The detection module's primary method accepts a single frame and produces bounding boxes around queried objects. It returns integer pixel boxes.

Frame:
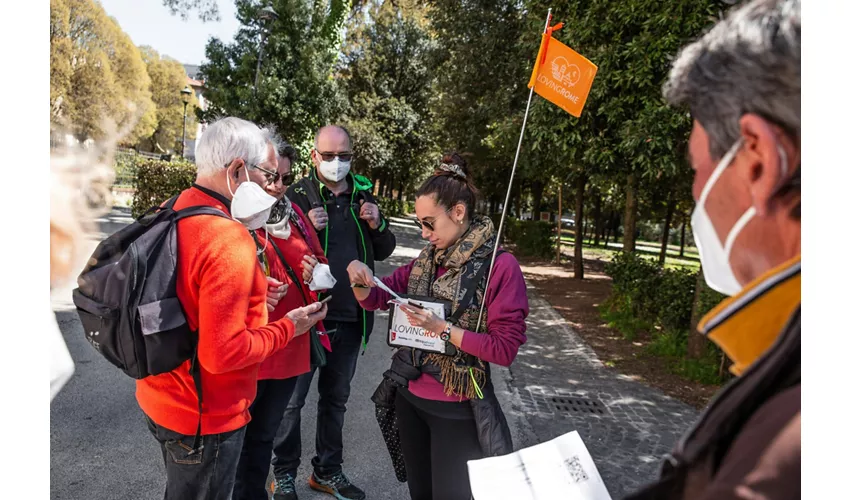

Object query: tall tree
[339,0,437,194]
[199,0,352,165]
[518,0,724,256]
[50,0,155,142]
[425,0,527,201]
[139,46,199,153]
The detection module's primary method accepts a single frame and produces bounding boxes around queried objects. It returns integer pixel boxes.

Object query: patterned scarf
[406,215,496,398]
[266,196,295,240]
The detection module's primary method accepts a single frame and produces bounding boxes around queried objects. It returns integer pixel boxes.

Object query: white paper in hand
[373,276,408,305]
[467,431,612,500]
[308,263,337,291]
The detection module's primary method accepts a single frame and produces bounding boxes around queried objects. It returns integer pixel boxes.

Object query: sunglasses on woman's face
[317,151,354,162]
[414,208,452,231]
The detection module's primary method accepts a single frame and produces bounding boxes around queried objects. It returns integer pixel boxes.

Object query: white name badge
[387,295,452,354]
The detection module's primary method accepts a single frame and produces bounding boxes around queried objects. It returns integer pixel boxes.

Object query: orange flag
[527,21,598,118]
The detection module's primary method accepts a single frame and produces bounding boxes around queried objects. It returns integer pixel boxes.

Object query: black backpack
[73,196,229,452]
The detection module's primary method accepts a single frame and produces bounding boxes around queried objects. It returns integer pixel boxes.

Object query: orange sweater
[136,186,295,435]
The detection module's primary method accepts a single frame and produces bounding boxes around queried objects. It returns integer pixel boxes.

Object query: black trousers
[233,377,300,500]
[394,388,484,500]
[272,321,362,478]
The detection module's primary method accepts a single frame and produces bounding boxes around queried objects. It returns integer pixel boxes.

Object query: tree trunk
[489,194,498,216]
[687,266,711,359]
[659,197,676,267]
[510,184,523,218]
[623,173,638,253]
[604,225,611,247]
[531,180,544,221]
[557,185,563,264]
[574,173,587,280]
[593,194,603,246]
[679,214,687,258]
[612,211,621,243]
[387,174,396,200]
[377,174,386,197]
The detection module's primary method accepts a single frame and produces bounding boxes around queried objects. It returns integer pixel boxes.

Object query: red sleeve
[194,219,295,374]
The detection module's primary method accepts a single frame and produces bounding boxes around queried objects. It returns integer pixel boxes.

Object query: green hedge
[131,159,197,218]
[603,252,728,384]
[503,218,556,258]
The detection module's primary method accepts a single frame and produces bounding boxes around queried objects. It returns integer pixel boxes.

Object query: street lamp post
[181,86,192,158]
[253,6,279,96]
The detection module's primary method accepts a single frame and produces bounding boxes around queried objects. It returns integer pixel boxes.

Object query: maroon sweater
[359,252,529,402]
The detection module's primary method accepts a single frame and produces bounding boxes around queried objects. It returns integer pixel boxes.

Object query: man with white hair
[136,117,327,500]
[626,0,800,498]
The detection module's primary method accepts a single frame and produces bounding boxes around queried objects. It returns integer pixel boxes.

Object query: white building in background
[183,64,207,161]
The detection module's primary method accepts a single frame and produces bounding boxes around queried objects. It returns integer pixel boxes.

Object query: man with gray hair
[137,117,327,500]
[626,1,800,498]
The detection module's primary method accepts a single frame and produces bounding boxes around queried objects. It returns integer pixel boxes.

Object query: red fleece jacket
[257,203,330,380]
[135,187,296,436]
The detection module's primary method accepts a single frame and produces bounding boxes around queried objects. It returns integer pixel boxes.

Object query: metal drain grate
[549,396,607,415]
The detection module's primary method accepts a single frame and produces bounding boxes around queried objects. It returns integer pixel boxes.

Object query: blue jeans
[272,321,362,478]
[233,377,300,500]
[145,415,246,500]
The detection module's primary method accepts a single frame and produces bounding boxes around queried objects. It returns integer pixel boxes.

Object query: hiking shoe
[308,470,366,500]
[272,473,298,500]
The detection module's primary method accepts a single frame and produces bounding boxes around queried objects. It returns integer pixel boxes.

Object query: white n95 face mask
[319,158,351,183]
[309,263,337,291]
[690,139,788,296]
[228,170,278,231]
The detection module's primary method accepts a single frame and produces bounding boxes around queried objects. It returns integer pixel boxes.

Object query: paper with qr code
[467,431,612,500]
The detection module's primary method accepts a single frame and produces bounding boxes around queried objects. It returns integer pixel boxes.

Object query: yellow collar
[698,256,801,376]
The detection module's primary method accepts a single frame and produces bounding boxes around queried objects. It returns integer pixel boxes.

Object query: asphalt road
[50,209,526,500]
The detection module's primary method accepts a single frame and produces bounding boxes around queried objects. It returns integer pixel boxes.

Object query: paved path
[504,282,700,498]
[51,208,698,499]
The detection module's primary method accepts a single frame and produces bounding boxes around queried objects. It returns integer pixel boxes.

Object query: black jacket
[286,170,396,344]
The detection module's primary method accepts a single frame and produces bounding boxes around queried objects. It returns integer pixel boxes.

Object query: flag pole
[476,8,552,332]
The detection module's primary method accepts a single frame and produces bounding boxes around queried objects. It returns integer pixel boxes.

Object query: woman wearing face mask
[347,153,529,500]
[233,137,333,500]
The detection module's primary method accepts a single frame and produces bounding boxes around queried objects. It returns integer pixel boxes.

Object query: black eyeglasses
[254,165,281,185]
[317,151,354,162]
[229,160,294,186]
[414,208,452,231]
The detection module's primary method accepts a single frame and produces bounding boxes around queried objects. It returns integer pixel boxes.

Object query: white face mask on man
[319,157,351,183]
[690,139,788,296]
[227,166,278,231]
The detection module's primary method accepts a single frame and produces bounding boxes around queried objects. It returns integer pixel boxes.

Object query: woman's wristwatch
[440,321,453,342]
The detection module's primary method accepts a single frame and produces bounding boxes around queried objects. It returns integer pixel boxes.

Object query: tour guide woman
[347,153,529,500]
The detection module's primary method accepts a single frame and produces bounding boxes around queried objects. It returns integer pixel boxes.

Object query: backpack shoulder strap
[300,177,325,210]
[174,206,230,221]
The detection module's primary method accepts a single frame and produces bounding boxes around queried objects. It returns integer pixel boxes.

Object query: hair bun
[438,162,467,179]
[437,152,471,181]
